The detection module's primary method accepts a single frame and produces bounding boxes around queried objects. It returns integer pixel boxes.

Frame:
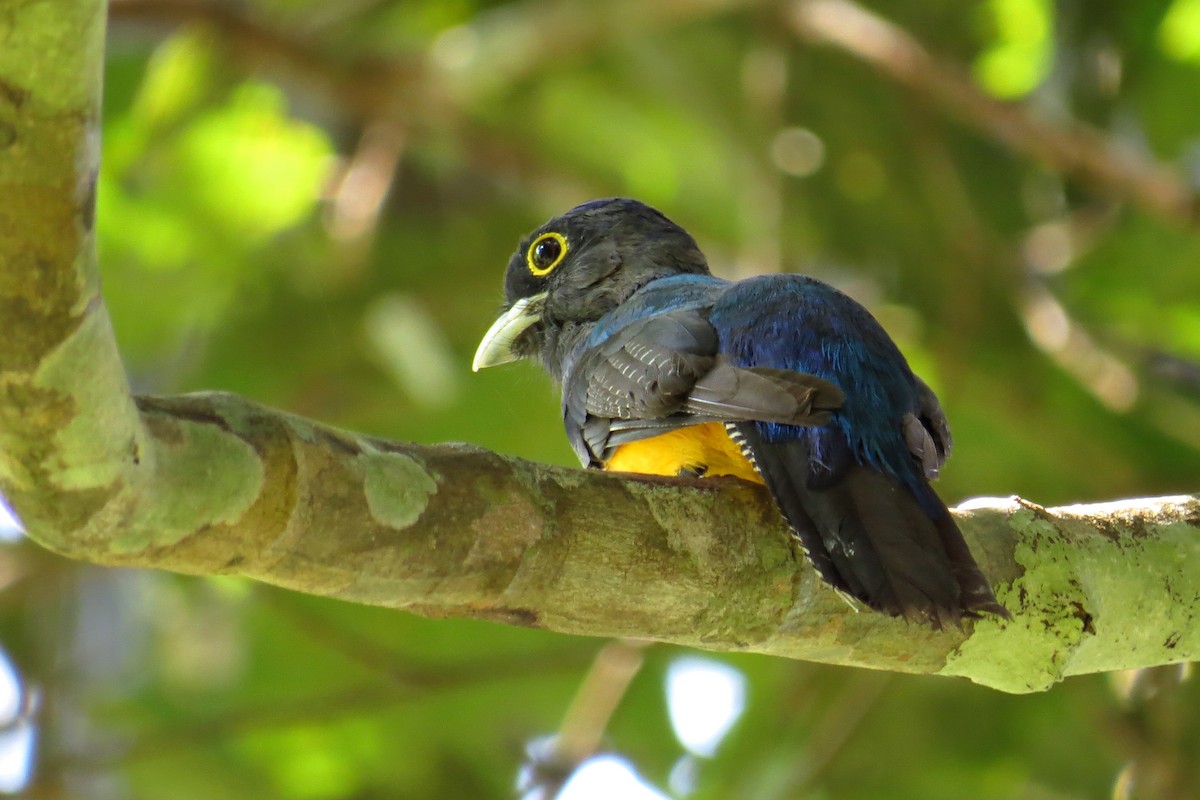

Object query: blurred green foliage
[973,0,1054,97]
[4,0,1200,797]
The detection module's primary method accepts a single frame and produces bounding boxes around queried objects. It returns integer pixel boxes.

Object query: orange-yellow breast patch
[603,422,764,484]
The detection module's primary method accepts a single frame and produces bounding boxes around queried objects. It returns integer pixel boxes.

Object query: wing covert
[582,310,718,420]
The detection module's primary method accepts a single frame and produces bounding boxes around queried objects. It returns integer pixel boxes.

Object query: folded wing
[565,308,842,465]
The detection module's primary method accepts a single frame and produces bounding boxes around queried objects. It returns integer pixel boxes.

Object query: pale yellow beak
[471,293,546,372]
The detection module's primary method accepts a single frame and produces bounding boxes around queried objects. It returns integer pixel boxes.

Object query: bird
[473,197,1007,628]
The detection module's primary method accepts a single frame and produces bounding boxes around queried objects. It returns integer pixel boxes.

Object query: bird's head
[472,197,710,372]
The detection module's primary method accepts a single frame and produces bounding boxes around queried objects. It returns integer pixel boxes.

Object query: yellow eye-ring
[527,232,568,276]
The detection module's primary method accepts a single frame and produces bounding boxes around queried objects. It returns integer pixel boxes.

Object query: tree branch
[5,374,1200,694]
[2,0,1197,698]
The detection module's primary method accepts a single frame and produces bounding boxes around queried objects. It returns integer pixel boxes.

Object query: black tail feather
[732,423,1007,628]
[931,511,1011,621]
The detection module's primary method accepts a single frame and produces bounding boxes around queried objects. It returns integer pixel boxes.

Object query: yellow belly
[603,422,764,484]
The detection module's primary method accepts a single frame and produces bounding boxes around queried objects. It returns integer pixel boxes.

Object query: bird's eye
[527,232,568,277]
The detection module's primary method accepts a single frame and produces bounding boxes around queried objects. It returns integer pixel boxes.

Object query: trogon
[473,197,1007,628]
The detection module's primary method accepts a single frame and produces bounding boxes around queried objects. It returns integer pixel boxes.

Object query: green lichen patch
[940,613,1068,693]
[940,509,1084,692]
[1059,515,1200,676]
[33,309,143,491]
[0,0,106,118]
[360,450,437,530]
[939,501,1200,693]
[113,418,263,553]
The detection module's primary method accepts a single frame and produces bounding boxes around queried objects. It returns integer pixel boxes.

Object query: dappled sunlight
[0,501,21,543]
[769,127,826,178]
[972,0,1054,98]
[0,647,36,795]
[665,657,746,759]
[553,755,670,800]
[1159,0,1200,62]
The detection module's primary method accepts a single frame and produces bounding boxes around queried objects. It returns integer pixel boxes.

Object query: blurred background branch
[789,0,1198,226]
